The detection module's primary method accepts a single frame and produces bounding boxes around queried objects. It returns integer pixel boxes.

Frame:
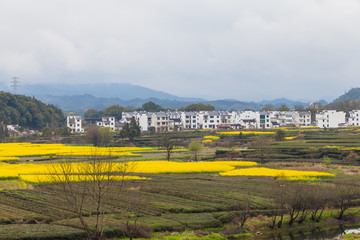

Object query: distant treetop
[179,103,215,111]
[141,101,166,112]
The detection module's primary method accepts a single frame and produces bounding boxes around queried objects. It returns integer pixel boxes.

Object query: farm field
[0,127,359,239]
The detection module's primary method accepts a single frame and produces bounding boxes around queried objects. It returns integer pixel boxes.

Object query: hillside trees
[0,92,64,130]
[84,109,103,119]
[179,103,215,111]
[104,104,125,120]
[119,117,141,141]
[261,104,274,111]
[86,125,114,146]
[141,102,165,112]
[0,123,9,142]
[277,104,290,111]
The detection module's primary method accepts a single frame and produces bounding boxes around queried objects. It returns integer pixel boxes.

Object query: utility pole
[10,76,20,94]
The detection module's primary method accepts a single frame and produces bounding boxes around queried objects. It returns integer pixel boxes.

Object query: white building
[182,112,199,129]
[121,112,149,131]
[67,116,84,133]
[316,110,346,128]
[298,111,312,126]
[235,111,258,129]
[97,117,116,131]
[258,112,272,129]
[348,110,360,126]
[151,112,173,132]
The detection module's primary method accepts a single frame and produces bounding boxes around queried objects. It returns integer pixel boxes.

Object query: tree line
[0,92,65,130]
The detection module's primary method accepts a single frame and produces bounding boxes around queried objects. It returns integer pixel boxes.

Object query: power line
[10,77,20,94]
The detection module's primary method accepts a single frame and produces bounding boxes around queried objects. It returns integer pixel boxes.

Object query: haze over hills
[0,82,330,113]
[19,83,205,102]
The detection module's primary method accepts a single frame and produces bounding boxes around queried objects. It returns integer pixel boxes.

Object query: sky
[1,0,360,101]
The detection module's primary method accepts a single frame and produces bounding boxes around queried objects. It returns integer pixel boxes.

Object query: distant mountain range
[19,83,204,102]
[0,82,327,113]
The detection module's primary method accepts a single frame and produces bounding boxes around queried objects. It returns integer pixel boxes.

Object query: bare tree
[332,181,360,220]
[154,131,180,161]
[47,153,137,239]
[309,185,331,222]
[269,182,286,229]
[252,135,272,164]
[232,194,252,228]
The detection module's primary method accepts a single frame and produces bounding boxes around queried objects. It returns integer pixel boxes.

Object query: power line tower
[10,77,20,94]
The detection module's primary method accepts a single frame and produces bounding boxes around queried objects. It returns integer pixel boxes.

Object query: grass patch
[0,224,86,240]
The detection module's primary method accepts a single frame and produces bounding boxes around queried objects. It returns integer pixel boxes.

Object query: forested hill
[325,88,360,112]
[0,92,65,130]
[332,88,360,103]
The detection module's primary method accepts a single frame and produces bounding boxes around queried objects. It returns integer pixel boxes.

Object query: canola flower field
[203,136,220,140]
[0,160,335,184]
[219,167,335,181]
[0,143,186,159]
[0,143,337,185]
[217,131,275,135]
[0,161,258,183]
[202,135,220,143]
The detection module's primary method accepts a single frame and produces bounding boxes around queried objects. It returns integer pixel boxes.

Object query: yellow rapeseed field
[131,161,258,173]
[284,136,296,140]
[217,131,275,135]
[203,136,220,141]
[0,157,19,161]
[0,143,186,159]
[219,167,335,181]
[0,160,258,180]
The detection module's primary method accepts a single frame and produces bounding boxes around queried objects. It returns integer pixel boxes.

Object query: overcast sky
[1,0,360,101]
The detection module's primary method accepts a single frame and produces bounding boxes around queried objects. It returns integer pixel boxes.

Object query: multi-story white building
[236,111,258,129]
[316,110,346,128]
[167,111,183,130]
[258,112,272,129]
[348,110,360,126]
[116,109,360,131]
[97,117,116,131]
[121,112,149,131]
[182,112,199,129]
[151,112,173,132]
[298,111,312,126]
[67,116,84,133]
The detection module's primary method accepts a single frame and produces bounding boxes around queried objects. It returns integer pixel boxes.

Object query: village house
[348,110,360,126]
[316,110,346,128]
[96,117,116,131]
[66,115,84,133]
